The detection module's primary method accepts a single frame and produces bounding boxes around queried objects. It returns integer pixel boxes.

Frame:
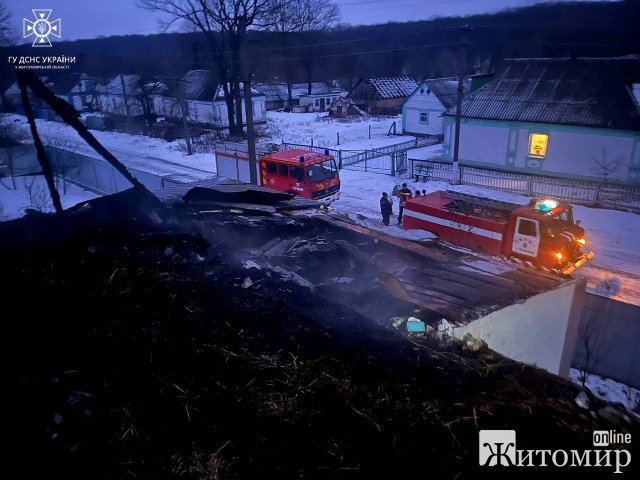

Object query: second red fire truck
[402,190,594,274]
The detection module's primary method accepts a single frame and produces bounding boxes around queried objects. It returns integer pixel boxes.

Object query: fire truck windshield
[545,209,575,233]
[307,159,338,182]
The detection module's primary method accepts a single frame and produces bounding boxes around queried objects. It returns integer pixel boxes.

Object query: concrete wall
[441,117,640,185]
[453,278,586,377]
[573,294,640,389]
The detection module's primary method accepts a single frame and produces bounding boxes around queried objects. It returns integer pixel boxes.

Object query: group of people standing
[380,184,427,226]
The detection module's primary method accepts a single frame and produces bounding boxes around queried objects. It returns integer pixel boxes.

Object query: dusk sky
[4,0,617,42]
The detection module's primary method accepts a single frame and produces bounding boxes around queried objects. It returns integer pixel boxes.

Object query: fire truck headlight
[555,252,564,261]
[577,238,586,246]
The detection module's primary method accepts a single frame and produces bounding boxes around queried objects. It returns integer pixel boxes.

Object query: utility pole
[452,25,472,185]
[239,18,257,185]
[119,74,132,128]
[244,76,258,185]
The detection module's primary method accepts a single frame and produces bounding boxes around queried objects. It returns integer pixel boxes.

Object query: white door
[512,217,540,258]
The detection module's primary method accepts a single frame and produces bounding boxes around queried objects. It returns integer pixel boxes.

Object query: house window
[529,133,548,157]
[419,112,429,124]
[314,99,320,107]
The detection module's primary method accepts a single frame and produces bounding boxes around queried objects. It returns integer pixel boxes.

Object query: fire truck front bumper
[561,250,595,275]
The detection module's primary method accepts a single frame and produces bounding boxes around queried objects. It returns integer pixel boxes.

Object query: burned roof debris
[5,181,638,478]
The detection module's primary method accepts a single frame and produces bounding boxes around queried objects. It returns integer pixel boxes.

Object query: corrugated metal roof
[368,76,417,99]
[443,58,640,131]
[181,70,218,101]
[425,77,471,109]
[253,82,334,101]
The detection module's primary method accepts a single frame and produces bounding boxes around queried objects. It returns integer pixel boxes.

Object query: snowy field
[260,111,416,150]
[0,175,97,220]
[569,369,639,414]
[3,114,216,183]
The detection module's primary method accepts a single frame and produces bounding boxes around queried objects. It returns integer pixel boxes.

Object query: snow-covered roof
[213,83,265,101]
[444,58,640,131]
[424,77,470,109]
[367,76,418,99]
[180,70,218,101]
[101,74,142,96]
[253,82,335,101]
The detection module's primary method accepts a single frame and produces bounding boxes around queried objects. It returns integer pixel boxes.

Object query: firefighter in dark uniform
[396,183,413,224]
[380,192,392,226]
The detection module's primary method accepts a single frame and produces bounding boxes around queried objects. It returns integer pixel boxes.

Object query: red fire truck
[215,148,340,200]
[402,190,595,274]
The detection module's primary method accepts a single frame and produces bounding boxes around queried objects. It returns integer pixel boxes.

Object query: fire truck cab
[215,148,340,200]
[260,149,340,200]
[403,190,594,274]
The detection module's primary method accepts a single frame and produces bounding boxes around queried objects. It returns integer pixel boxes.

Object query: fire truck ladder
[442,190,523,212]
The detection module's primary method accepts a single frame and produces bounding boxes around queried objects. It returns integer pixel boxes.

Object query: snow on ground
[569,368,639,414]
[331,171,640,305]
[407,143,444,161]
[3,112,639,304]
[0,175,98,221]
[261,111,415,150]
[571,205,640,305]
[3,114,216,183]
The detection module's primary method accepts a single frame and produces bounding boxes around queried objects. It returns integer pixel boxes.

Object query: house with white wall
[441,57,640,185]
[51,73,101,113]
[347,76,418,115]
[97,74,144,116]
[297,83,342,112]
[153,70,266,129]
[402,75,491,137]
[253,82,343,111]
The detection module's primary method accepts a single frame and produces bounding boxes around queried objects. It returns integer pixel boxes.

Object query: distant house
[441,57,640,185]
[328,98,364,118]
[402,75,492,137]
[253,82,343,111]
[97,74,145,117]
[51,73,101,113]
[297,83,342,112]
[153,70,266,129]
[347,76,418,115]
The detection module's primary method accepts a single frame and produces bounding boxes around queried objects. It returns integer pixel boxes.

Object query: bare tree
[0,1,15,47]
[576,277,617,388]
[268,0,340,100]
[133,77,167,128]
[591,148,622,183]
[137,1,276,136]
[22,176,52,212]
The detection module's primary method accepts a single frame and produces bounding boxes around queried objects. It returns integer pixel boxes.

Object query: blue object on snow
[406,318,426,333]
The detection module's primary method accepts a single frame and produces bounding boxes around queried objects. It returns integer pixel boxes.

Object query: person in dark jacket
[396,183,413,224]
[380,192,392,226]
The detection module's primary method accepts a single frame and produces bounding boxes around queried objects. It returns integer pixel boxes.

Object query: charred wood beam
[15,70,150,195]
[17,74,63,216]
